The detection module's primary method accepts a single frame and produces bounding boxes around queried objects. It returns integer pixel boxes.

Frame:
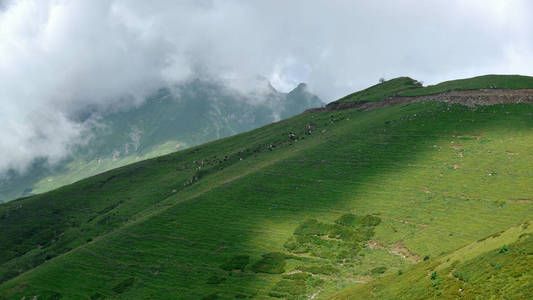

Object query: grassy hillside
[401,74,533,96]
[335,77,422,103]
[1,77,532,299]
[332,221,533,299]
[334,74,533,104]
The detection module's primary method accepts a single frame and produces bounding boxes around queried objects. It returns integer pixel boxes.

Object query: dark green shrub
[430,271,437,280]
[335,214,381,228]
[498,245,509,254]
[269,279,307,299]
[251,252,286,274]
[328,224,372,244]
[294,219,331,236]
[335,214,361,227]
[423,255,430,261]
[283,236,297,250]
[361,215,382,227]
[371,266,387,275]
[220,255,250,271]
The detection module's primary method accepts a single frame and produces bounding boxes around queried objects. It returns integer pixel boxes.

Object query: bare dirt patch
[389,242,421,263]
[366,240,385,250]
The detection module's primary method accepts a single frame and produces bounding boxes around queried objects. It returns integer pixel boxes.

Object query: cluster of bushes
[335,213,381,228]
[251,252,287,274]
[371,266,387,275]
[219,253,296,275]
[284,214,381,261]
[269,271,325,299]
[268,278,307,299]
[208,214,382,297]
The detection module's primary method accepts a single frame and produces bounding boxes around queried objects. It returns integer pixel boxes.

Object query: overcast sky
[1,0,532,174]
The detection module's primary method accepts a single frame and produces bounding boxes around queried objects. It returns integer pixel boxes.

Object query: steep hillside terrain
[335,77,422,103]
[312,88,533,113]
[0,80,322,203]
[332,222,533,299]
[401,74,533,96]
[0,75,532,299]
[333,74,533,105]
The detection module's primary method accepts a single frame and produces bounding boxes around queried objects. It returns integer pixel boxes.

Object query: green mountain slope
[1,76,532,299]
[334,74,533,104]
[401,74,533,96]
[0,80,322,203]
[332,222,533,299]
[335,77,422,103]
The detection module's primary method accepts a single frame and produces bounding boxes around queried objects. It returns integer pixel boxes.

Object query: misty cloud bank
[1,0,532,174]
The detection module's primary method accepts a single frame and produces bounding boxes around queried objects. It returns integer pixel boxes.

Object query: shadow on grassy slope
[1,102,532,299]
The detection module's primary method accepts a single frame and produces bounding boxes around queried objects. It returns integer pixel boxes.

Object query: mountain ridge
[0,74,532,299]
[0,80,322,203]
[305,88,533,113]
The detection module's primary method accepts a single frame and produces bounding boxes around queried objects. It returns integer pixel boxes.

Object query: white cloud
[0,0,532,174]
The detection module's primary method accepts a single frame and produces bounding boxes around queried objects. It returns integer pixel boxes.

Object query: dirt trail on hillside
[304,89,533,113]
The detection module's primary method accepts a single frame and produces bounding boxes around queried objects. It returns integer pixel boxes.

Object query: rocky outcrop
[304,89,533,114]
